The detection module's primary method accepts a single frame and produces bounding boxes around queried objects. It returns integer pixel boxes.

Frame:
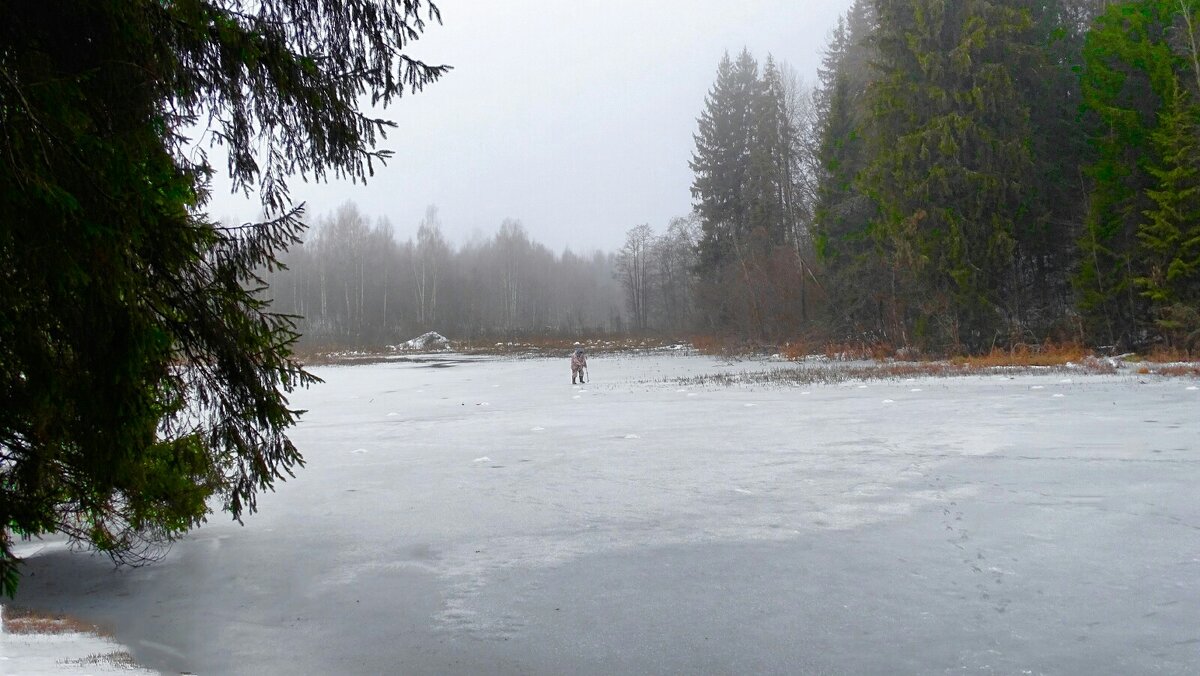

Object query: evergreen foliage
[1077,0,1190,347]
[0,0,445,594]
[1136,77,1200,346]
[812,0,884,339]
[863,0,1041,350]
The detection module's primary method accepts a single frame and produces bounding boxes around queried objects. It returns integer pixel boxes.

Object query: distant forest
[264,0,1200,354]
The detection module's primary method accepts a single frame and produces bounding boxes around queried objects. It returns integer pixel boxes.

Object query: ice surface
[10,353,1200,675]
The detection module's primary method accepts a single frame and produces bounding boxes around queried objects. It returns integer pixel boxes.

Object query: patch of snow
[351,448,369,454]
[396,331,452,352]
[623,434,641,440]
[473,456,491,463]
[0,605,155,675]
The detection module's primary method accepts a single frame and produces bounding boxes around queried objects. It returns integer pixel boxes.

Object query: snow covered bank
[1,604,155,675]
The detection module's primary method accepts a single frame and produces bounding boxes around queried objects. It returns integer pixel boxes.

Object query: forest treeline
[265,204,629,344]
[266,0,1199,353]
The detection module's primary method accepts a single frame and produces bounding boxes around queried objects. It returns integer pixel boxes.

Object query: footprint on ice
[473,456,491,463]
[1030,385,1045,390]
[624,434,640,439]
[531,426,545,432]
[351,449,369,454]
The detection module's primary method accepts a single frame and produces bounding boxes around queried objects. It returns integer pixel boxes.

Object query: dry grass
[1137,363,1200,377]
[60,651,140,668]
[951,342,1092,368]
[1141,345,1200,363]
[2,606,108,636]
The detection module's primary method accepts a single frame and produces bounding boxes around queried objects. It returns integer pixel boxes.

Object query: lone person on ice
[571,343,587,384]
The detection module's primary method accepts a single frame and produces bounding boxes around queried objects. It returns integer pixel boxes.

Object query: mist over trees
[262,203,631,343]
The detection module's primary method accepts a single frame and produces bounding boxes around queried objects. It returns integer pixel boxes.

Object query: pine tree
[1077,0,1184,348]
[0,0,446,593]
[812,0,885,340]
[691,52,750,273]
[864,0,1043,351]
[1136,76,1200,345]
[746,56,789,247]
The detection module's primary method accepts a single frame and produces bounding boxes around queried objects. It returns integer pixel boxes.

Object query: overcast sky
[206,0,854,253]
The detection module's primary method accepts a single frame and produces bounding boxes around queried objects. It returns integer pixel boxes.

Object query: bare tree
[412,205,449,328]
[616,224,655,331]
[654,215,699,332]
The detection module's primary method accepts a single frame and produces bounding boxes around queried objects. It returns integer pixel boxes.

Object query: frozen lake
[12,353,1200,674]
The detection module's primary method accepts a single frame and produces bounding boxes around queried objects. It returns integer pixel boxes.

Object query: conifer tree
[0,0,446,593]
[863,0,1039,350]
[1077,0,1184,347]
[812,0,883,339]
[1136,77,1200,346]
